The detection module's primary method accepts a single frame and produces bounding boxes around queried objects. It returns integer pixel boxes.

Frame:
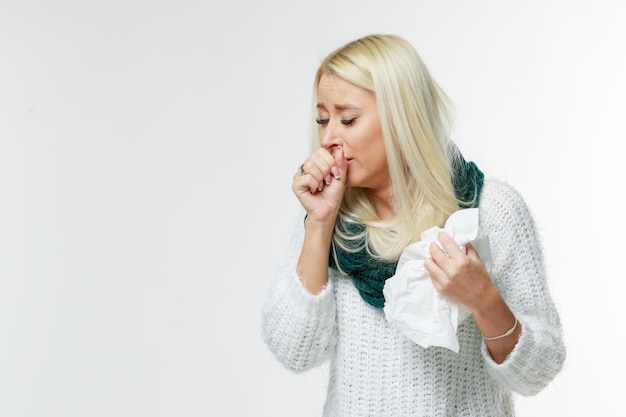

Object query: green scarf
[328,155,484,308]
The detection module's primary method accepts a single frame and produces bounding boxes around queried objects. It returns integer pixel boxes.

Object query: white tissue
[382,208,491,353]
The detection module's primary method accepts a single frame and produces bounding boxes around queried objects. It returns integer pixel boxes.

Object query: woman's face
[316,74,390,195]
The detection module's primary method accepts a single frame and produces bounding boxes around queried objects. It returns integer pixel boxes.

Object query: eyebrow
[316,103,361,111]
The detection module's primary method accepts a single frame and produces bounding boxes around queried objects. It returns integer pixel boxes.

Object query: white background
[1,0,624,416]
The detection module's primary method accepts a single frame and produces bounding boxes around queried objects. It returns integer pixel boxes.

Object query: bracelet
[482,318,518,341]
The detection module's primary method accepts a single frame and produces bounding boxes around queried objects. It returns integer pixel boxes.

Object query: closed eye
[316,119,329,125]
[341,118,357,125]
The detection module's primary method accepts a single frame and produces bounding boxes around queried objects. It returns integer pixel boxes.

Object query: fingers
[464,242,481,261]
[295,147,345,193]
[437,232,465,257]
[301,152,333,193]
[432,234,485,267]
[428,232,461,270]
[291,147,348,222]
[428,232,482,286]
[332,147,348,183]
[425,231,495,311]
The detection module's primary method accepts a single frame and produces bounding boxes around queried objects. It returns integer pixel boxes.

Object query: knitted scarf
[328,155,484,308]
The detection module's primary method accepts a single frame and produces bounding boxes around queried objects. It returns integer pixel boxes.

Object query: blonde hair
[312,34,462,260]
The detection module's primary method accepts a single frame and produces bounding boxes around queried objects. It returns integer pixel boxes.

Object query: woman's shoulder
[478,179,535,228]
[480,177,523,199]
[479,178,528,208]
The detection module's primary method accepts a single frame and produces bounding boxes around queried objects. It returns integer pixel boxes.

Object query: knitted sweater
[262,179,566,417]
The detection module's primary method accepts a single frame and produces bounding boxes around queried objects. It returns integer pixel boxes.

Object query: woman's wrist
[470,286,516,339]
[481,317,518,340]
[298,217,336,294]
[304,215,336,238]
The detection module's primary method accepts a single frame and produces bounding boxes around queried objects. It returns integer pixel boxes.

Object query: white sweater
[262,179,566,416]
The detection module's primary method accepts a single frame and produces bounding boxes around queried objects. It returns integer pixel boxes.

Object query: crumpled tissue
[382,208,491,353]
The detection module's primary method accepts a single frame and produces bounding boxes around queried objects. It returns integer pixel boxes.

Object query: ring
[299,164,306,176]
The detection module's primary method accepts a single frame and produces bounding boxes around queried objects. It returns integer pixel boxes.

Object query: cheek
[369,133,386,161]
[345,123,384,160]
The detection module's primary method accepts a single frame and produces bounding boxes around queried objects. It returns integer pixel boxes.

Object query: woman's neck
[368,187,395,220]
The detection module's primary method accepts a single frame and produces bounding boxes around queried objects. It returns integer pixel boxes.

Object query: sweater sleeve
[261,214,337,373]
[478,180,566,396]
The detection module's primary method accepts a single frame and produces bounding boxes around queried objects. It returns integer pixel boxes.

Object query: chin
[345,178,366,189]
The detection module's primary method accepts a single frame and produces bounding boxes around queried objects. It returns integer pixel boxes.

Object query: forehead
[317,73,374,107]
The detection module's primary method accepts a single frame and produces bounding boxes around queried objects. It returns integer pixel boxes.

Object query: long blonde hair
[312,34,461,261]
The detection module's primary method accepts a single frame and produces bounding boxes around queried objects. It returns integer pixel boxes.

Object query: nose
[320,120,342,150]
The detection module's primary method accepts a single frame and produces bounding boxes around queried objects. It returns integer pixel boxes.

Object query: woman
[262,34,565,416]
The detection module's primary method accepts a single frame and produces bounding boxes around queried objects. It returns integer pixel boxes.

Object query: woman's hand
[425,231,521,363]
[292,146,348,294]
[424,232,494,312]
[292,146,348,225]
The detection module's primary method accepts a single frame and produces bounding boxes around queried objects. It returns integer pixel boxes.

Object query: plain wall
[1,0,624,416]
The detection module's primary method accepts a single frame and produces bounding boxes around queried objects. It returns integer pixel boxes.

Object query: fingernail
[331,166,340,179]
[325,175,332,185]
[318,183,323,192]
